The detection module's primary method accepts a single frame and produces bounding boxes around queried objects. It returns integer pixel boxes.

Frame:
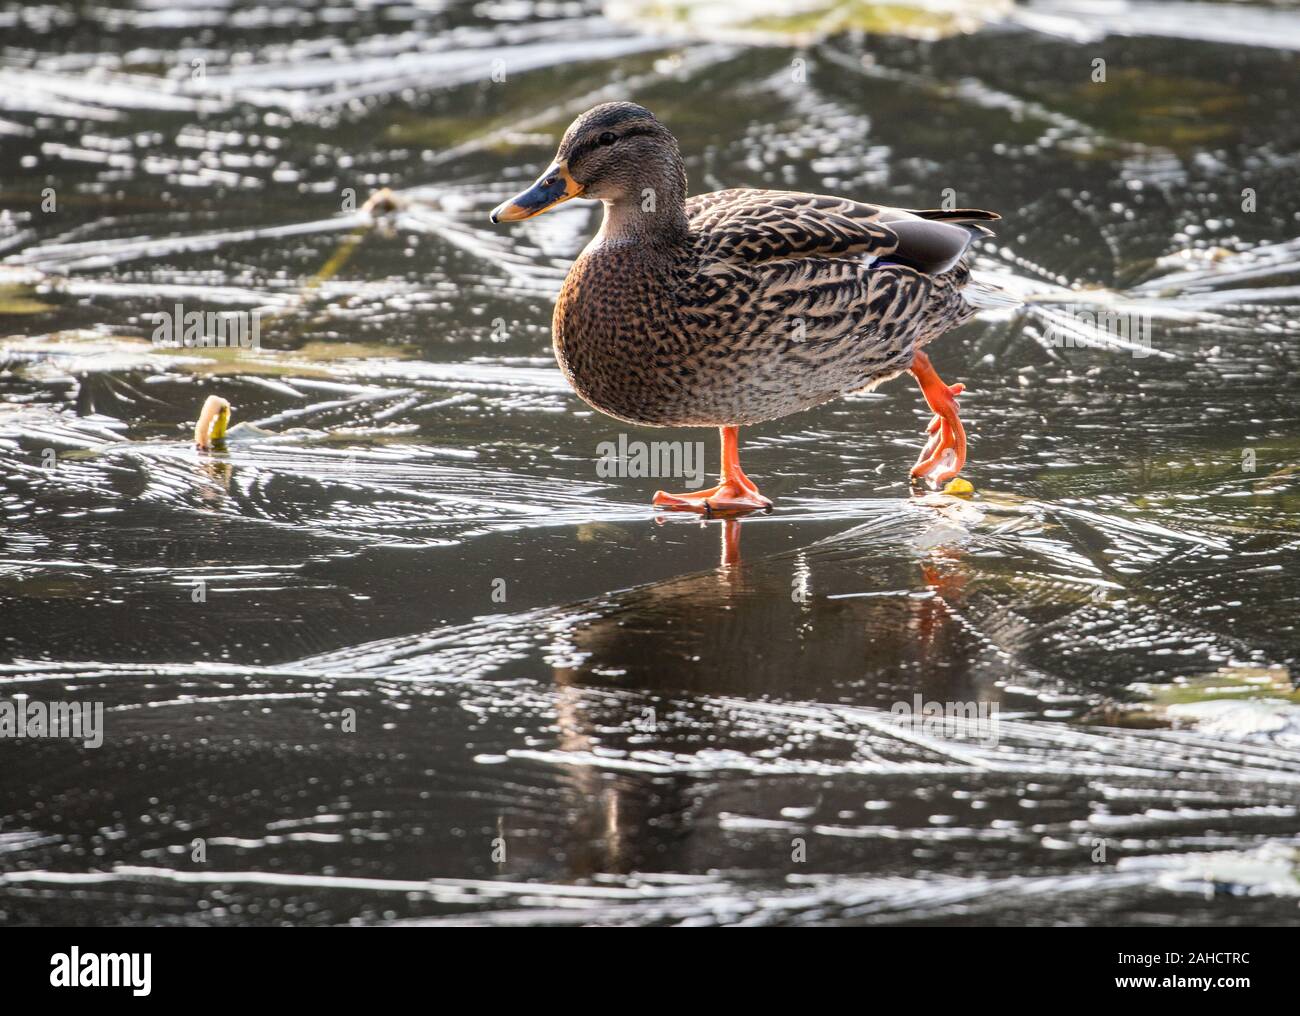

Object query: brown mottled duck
[490,102,1000,512]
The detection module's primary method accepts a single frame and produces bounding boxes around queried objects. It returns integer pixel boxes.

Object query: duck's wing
[678,254,933,359]
[687,189,998,276]
[669,253,944,424]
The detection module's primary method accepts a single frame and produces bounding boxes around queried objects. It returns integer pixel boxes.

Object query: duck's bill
[490,162,584,223]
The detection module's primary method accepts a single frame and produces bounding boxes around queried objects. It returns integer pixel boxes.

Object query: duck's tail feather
[908,207,1000,238]
[909,207,1001,222]
[961,270,1023,310]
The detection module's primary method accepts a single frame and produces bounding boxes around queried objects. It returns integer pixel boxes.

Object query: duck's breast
[552,244,697,426]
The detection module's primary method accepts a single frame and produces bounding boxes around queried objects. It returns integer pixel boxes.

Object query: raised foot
[910,355,967,488]
[653,479,772,514]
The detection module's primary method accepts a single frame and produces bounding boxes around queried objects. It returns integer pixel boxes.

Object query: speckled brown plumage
[533,104,999,430]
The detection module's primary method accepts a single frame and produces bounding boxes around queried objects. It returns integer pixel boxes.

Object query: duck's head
[490,102,685,225]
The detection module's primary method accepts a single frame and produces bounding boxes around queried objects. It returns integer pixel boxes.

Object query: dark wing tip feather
[877,219,979,275]
[910,207,1001,222]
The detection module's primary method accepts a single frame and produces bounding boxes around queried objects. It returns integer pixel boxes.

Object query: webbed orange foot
[909,351,967,488]
[653,425,772,514]
[653,478,772,514]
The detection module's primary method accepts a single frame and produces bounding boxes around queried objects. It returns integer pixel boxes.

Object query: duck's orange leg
[653,426,772,513]
[909,350,967,487]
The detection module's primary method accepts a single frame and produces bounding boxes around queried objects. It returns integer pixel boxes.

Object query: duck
[490,101,999,512]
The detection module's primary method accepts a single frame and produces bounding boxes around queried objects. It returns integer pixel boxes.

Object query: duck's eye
[597,132,617,146]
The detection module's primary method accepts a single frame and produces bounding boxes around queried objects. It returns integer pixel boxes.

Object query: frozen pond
[1,0,1298,924]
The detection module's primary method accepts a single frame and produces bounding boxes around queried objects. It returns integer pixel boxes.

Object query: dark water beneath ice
[1,0,1298,924]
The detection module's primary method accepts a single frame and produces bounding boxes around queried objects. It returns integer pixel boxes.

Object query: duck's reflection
[540,502,995,876]
[554,514,984,699]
